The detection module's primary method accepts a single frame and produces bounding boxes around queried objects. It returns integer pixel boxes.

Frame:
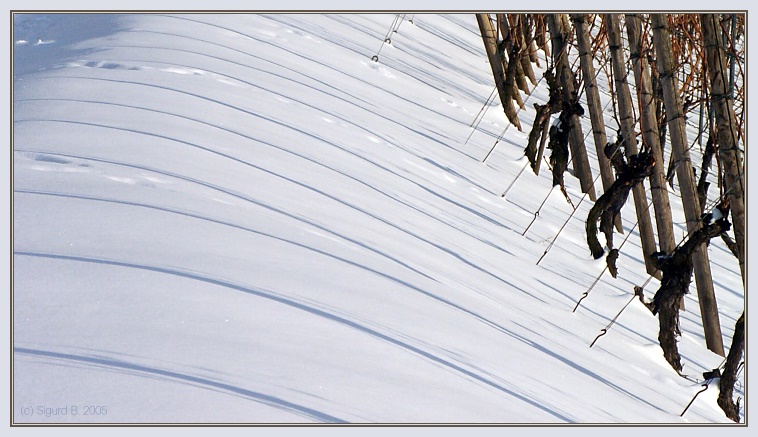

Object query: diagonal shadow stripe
[15,250,574,422]
[14,347,347,423]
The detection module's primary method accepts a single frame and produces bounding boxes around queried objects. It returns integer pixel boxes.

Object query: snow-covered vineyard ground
[10,11,747,425]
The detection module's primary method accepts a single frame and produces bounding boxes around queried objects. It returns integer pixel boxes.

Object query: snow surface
[11,12,745,424]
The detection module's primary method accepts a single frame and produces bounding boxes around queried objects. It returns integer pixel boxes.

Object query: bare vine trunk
[717,312,744,422]
[651,219,730,371]
[525,70,561,174]
[586,151,656,259]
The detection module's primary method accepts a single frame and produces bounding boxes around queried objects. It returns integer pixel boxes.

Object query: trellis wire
[371,14,404,62]
[588,273,657,348]
[482,69,548,163]
[589,293,637,347]
[536,170,603,264]
[470,87,498,128]
[465,86,498,146]
[522,186,555,235]
[680,357,730,417]
[572,218,640,313]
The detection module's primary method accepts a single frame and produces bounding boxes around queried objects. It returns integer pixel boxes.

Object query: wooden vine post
[701,13,746,285]
[496,14,527,109]
[604,14,658,277]
[476,14,523,131]
[624,14,677,261]
[546,13,597,201]
[511,14,538,86]
[651,13,724,356]
[498,14,530,96]
[571,13,622,232]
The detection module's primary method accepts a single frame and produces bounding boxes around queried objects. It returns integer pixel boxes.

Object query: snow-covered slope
[12,13,744,423]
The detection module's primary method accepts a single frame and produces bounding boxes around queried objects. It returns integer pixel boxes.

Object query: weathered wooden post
[572,14,622,231]
[476,14,522,131]
[625,14,677,259]
[651,13,724,356]
[604,14,658,277]
[701,13,746,284]
[546,14,597,201]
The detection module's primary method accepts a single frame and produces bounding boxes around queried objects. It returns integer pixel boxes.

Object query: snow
[9,10,746,426]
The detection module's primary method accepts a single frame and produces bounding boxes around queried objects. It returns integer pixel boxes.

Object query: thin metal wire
[482,71,547,163]
[522,186,555,235]
[470,86,498,128]
[680,383,710,416]
[589,293,637,347]
[372,15,402,62]
[465,87,498,146]
[680,357,729,417]
[572,218,639,313]
[537,171,602,264]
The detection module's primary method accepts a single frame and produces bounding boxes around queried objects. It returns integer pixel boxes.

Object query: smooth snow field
[11,13,745,424]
